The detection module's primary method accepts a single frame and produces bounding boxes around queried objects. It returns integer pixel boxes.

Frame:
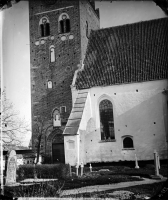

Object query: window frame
[49,45,55,63]
[47,80,52,89]
[122,135,134,150]
[58,13,70,34]
[99,99,115,142]
[39,17,50,38]
[60,106,66,113]
[52,108,61,127]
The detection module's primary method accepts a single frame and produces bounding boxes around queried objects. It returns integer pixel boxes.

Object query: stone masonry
[29,0,100,162]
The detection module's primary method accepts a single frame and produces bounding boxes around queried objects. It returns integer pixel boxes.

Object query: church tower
[29,0,100,163]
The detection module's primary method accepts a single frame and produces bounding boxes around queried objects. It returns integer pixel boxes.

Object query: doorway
[52,143,65,163]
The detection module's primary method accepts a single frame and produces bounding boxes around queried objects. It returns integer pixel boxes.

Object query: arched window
[39,17,50,37]
[123,137,134,148]
[53,108,61,127]
[50,46,55,62]
[99,99,114,140]
[47,80,52,89]
[86,21,89,38]
[59,13,70,34]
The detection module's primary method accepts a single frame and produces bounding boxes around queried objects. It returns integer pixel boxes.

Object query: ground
[3,162,168,198]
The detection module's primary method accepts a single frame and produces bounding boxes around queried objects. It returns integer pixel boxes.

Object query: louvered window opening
[60,15,70,34]
[99,99,115,140]
[40,20,50,37]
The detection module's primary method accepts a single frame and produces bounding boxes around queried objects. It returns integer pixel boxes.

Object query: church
[29,0,168,165]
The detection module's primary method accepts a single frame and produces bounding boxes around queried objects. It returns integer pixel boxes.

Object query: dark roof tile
[75,18,168,89]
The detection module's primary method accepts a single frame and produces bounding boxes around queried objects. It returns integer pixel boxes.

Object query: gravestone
[5,150,17,186]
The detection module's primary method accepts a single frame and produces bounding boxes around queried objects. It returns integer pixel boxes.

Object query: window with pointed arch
[99,99,115,140]
[86,21,89,38]
[53,108,61,127]
[58,13,70,34]
[49,46,55,62]
[39,17,50,37]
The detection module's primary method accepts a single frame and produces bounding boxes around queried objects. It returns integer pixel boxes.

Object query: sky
[1,1,166,146]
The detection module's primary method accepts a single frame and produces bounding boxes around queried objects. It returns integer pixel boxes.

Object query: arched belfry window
[58,13,70,34]
[123,137,134,149]
[53,108,61,127]
[39,17,50,37]
[86,21,89,38]
[99,99,115,140]
[50,45,55,62]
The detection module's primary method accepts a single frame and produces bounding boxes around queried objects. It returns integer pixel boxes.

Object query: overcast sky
[1,1,166,146]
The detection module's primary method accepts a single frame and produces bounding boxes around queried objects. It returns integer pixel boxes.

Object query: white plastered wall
[77,79,168,164]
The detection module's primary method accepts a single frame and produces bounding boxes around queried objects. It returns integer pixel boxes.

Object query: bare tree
[33,116,52,164]
[2,90,31,146]
[0,0,20,10]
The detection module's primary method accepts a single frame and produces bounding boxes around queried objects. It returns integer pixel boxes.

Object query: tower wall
[79,1,100,60]
[29,0,99,161]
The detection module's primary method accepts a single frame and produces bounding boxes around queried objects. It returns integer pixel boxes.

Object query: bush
[4,181,63,197]
[17,164,70,181]
[42,154,52,164]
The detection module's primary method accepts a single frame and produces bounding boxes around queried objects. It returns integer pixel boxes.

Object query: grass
[3,162,168,198]
[61,182,165,199]
[62,174,142,190]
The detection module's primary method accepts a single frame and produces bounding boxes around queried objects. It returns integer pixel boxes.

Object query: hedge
[17,164,70,181]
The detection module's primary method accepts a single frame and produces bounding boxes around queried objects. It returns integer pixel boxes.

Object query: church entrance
[52,143,65,163]
[47,128,65,164]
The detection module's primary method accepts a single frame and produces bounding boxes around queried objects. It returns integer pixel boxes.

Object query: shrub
[42,154,52,164]
[17,164,70,181]
[4,181,63,197]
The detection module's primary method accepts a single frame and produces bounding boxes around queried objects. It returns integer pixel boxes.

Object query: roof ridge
[92,17,168,33]
[75,16,168,89]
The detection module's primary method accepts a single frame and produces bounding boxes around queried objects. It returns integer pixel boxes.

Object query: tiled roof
[75,17,168,89]
[64,90,88,135]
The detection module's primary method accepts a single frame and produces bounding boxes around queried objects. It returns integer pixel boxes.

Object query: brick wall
[79,0,100,61]
[29,0,99,158]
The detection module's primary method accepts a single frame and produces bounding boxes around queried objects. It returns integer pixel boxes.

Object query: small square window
[60,106,66,113]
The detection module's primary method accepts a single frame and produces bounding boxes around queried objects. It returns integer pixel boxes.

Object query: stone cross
[5,150,17,186]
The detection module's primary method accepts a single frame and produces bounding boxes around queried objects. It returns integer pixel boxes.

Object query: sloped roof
[64,90,88,135]
[75,17,168,90]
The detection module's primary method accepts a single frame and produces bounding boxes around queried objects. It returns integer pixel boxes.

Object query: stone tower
[29,0,100,163]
